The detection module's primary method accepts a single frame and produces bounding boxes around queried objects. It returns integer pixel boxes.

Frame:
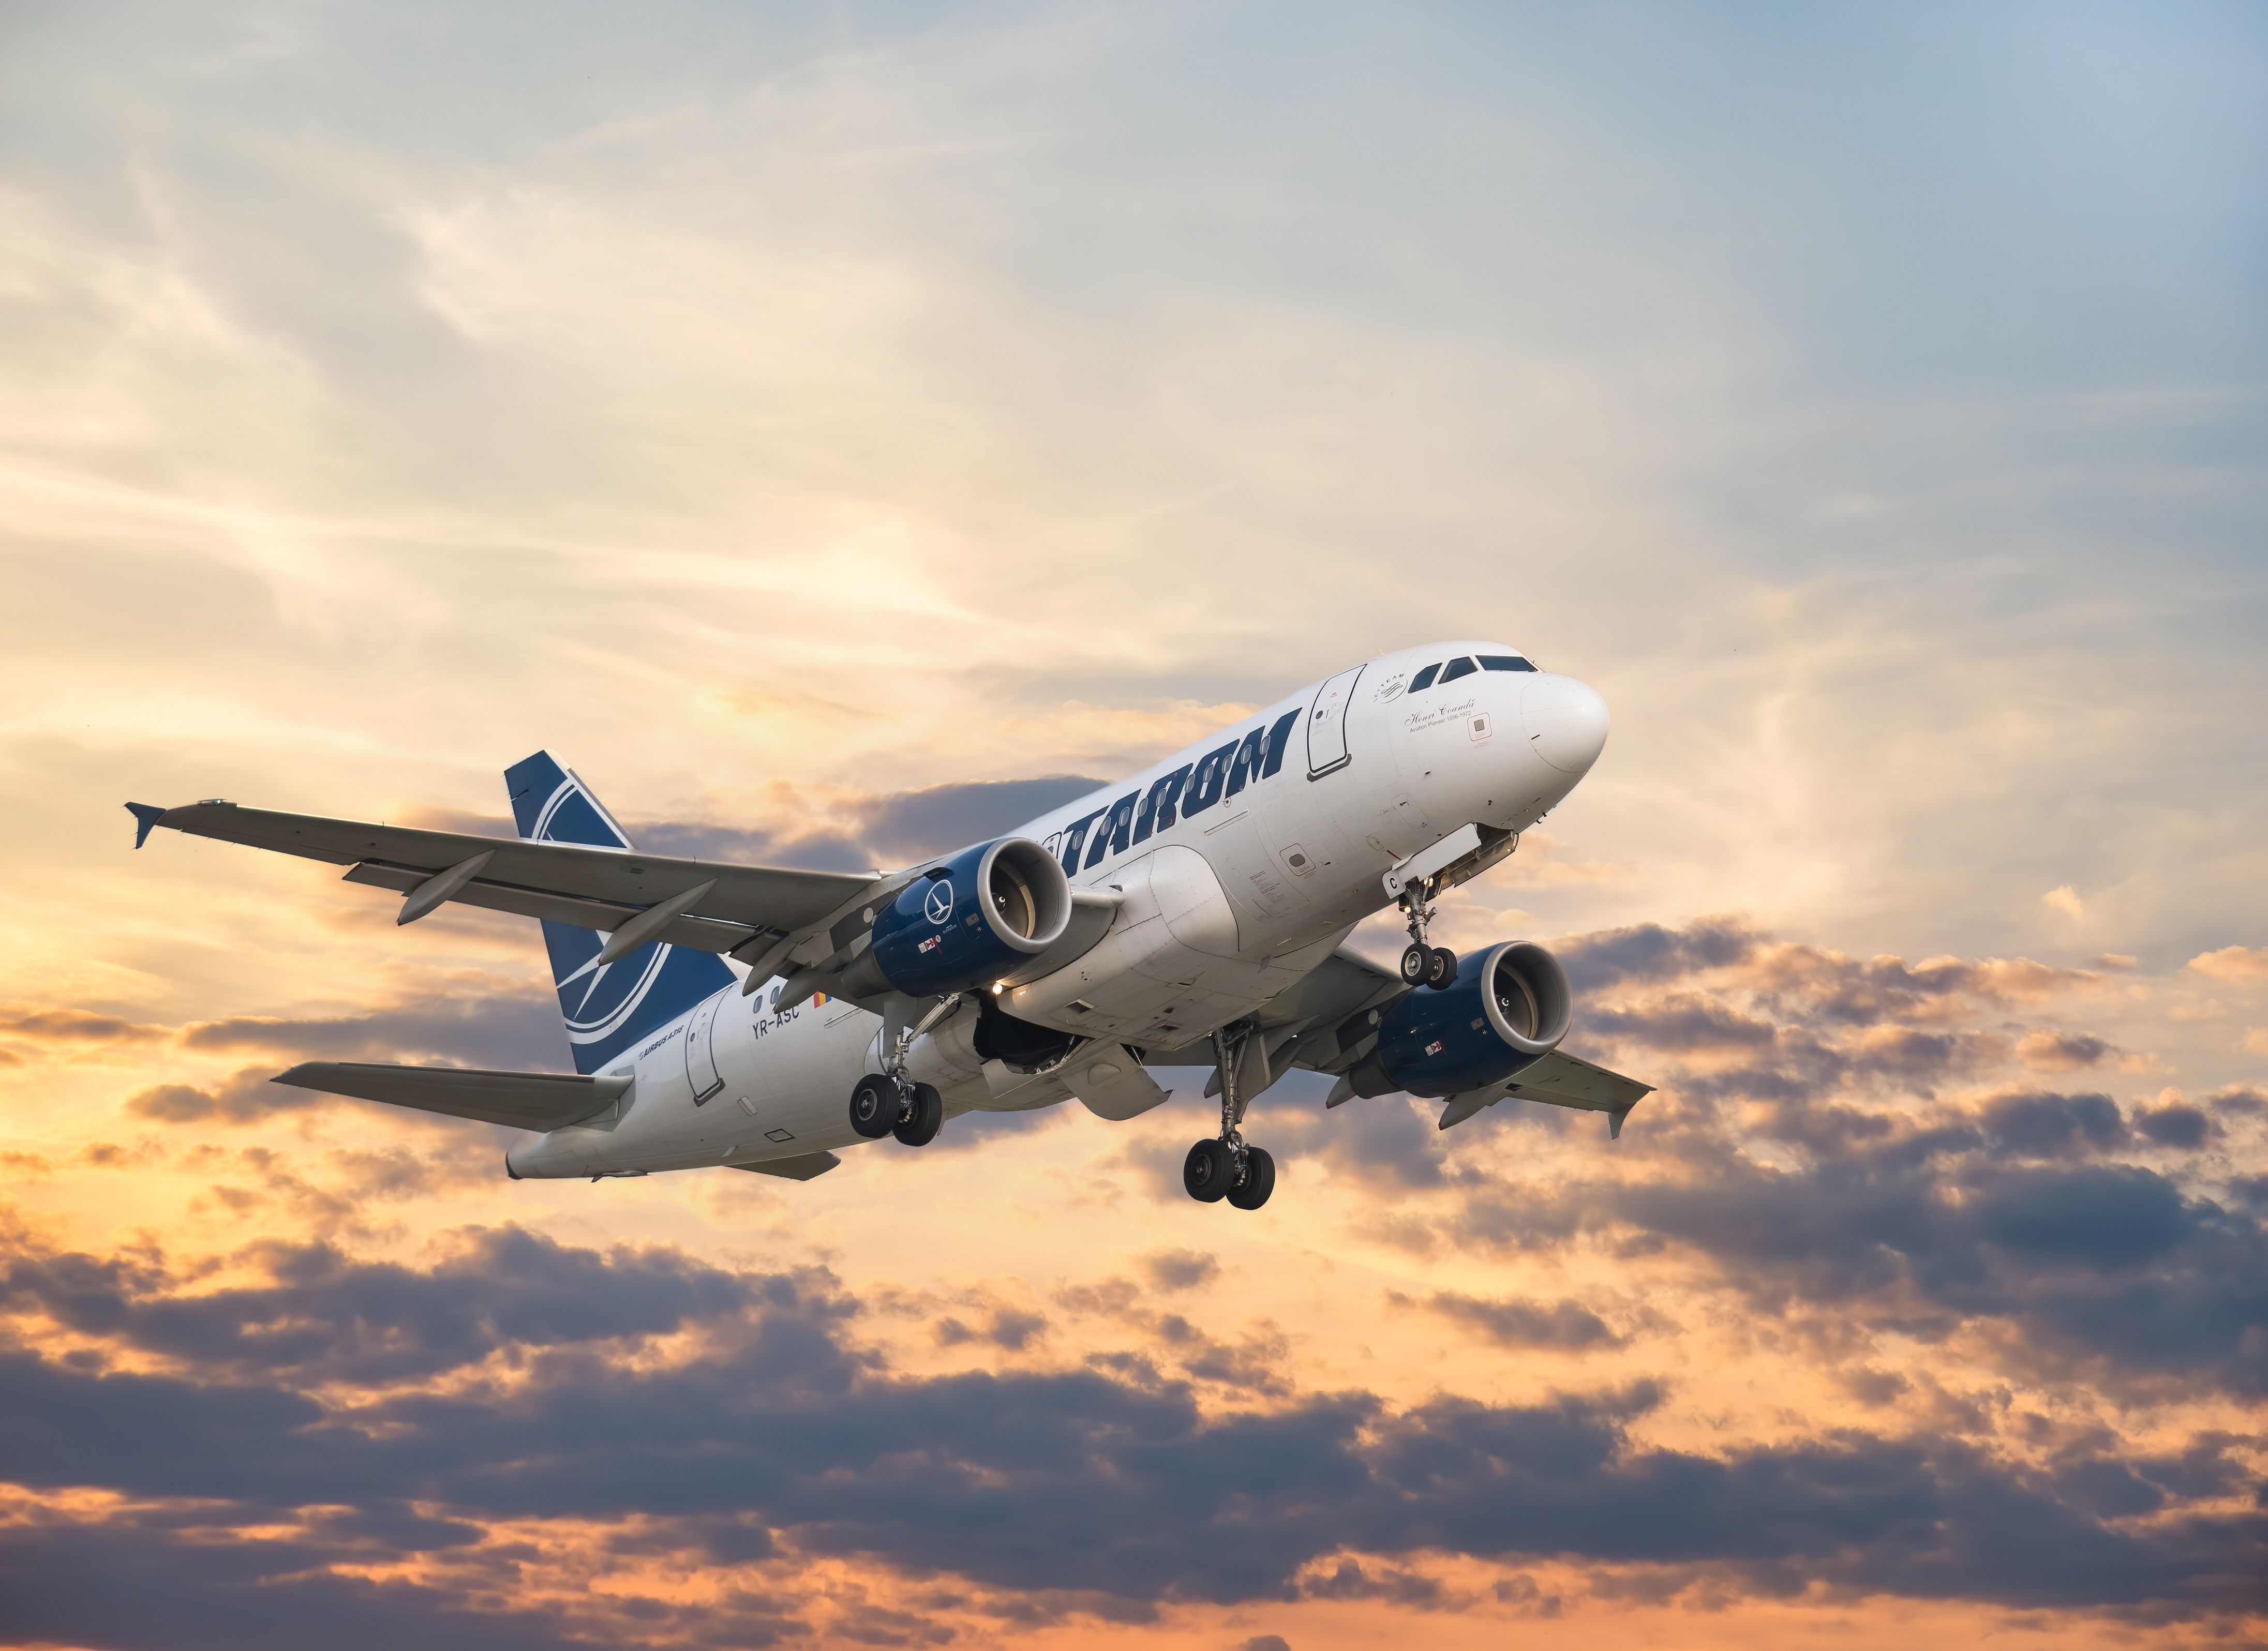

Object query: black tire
[848,1074,902,1138]
[1183,1138,1234,1203]
[1425,945,1458,989]
[893,1082,944,1147]
[1399,943,1428,984]
[1227,1146,1276,1211]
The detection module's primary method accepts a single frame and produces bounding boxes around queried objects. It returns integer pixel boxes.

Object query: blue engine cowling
[1346,941,1573,1100]
[850,837,1073,999]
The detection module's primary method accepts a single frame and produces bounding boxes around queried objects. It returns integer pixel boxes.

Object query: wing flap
[273,1061,630,1131]
[1439,1050,1655,1134]
[143,801,878,944]
[340,862,759,953]
[1506,1049,1654,1114]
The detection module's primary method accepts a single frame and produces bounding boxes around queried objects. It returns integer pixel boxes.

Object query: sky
[2,2,2265,1646]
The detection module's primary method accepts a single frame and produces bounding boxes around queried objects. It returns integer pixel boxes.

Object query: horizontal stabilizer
[273,1062,630,1131]
[729,1152,840,1181]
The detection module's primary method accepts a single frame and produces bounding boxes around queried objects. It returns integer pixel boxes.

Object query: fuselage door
[684,990,725,1103]
[1306,664,1366,778]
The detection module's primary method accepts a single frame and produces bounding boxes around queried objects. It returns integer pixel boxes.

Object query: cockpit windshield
[1440,657,1478,684]
[1479,654,1535,672]
[1409,662,1442,692]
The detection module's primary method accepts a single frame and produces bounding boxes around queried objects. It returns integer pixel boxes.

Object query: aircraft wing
[1436,1049,1655,1134]
[274,1061,630,1130]
[1247,943,1654,1134]
[127,800,887,967]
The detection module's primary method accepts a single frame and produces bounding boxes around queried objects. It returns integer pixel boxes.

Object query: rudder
[505,751,734,1075]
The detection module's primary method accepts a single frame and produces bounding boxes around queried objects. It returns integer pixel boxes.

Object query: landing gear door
[1306,664,1365,778]
[684,989,724,1103]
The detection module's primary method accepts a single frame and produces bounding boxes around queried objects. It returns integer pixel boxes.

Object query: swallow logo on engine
[924,880,955,925]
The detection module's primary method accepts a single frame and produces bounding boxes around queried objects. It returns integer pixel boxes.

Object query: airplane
[126,641,1651,1209]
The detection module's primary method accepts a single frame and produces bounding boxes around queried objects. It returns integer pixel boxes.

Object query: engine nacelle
[1346,941,1572,1100]
[846,837,1072,999]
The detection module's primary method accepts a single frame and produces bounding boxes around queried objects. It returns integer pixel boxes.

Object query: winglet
[125,803,167,850]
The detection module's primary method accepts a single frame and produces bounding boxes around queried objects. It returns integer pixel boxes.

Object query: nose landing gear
[1183,1025,1276,1210]
[1394,878,1457,989]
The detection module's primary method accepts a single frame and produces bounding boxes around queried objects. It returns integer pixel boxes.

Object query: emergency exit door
[684,990,724,1102]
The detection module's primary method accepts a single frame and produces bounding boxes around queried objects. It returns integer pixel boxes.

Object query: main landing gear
[1395,877,1457,990]
[848,1073,943,1146]
[847,994,958,1147]
[1183,1025,1275,1210]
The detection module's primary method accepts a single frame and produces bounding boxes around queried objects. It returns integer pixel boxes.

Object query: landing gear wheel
[893,1082,943,1147]
[848,1074,902,1139]
[1399,943,1429,984]
[1424,946,1458,989]
[1227,1146,1276,1211]
[1183,1138,1235,1203]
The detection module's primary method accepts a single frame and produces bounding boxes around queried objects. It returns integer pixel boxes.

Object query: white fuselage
[505,642,1607,1179]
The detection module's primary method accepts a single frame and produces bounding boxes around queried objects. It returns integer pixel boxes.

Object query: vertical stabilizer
[505,752,733,1074]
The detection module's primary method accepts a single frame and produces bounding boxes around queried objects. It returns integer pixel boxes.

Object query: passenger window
[1440,657,1478,683]
[1409,663,1442,692]
[1479,654,1535,672]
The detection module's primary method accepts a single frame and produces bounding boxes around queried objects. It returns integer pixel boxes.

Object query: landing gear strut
[1395,878,1457,990]
[846,994,958,1146]
[1183,1024,1276,1210]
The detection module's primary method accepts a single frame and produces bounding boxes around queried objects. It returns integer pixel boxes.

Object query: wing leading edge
[126,799,885,965]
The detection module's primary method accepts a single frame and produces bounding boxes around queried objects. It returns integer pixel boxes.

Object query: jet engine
[1342,941,1572,1100]
[842,837,1073,999]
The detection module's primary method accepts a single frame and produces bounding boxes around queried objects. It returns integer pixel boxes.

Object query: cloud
[2015,1031,2115,1071]
[1553,918,1760,993]
[178,990,566,1071]
[2186,947,2268,983]
[126,1069,314,1124]
[0,1225,808,1388]
[1455,1145,2268,1398]
[1396,1290,1623,1352]
[2042,885,2085,922]
[854,777,1108,862]
[0,1006,166,1044]
[1979,1090,2128,1159]
[2133,1102,2220,1150]
[1,1222,2261,1635]
[1142,1250,1220,1292]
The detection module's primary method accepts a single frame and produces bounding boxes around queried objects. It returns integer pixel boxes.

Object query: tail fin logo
[506,749,734,1073]
[558,939,670,1044]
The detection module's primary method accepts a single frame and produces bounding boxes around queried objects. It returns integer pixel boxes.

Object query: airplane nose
[1520,674,1609,775]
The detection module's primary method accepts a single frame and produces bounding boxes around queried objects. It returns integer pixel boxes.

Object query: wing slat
[340,862,763,953]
